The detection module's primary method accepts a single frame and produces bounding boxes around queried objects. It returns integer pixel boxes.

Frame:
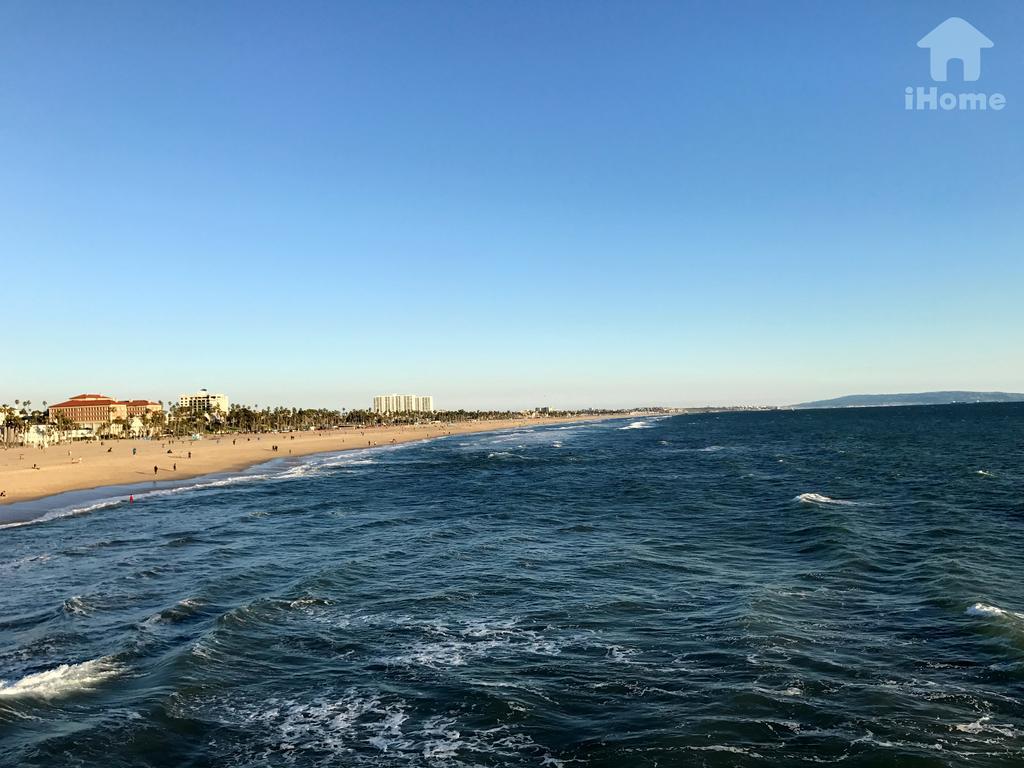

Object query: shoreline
[0,415,617,518]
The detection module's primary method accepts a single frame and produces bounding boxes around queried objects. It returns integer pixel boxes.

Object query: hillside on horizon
[793,391,1024,410]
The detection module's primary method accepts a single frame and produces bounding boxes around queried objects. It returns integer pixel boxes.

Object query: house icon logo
[905,17,1005,112]
[917,17,993,82]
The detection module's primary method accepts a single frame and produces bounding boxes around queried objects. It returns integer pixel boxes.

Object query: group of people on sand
[153,449,192,474]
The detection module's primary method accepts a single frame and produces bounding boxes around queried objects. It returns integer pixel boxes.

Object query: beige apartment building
[372,394,435,414]
[178,389,230,415]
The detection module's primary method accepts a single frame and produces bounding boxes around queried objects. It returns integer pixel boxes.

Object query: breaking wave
[965,602,1024,621]
[0,658,122,699]
[795,492,856,506]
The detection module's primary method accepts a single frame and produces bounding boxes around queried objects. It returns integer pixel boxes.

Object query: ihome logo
[905,17,1005,111]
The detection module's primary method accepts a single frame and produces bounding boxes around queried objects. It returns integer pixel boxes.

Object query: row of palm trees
[1,398,594,446]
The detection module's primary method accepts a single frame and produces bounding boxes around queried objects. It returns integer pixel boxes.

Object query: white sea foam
[486,451,527,461]
[277,455,378,480]
[605,645,641,664]
[954,715,1021,737]
[686,745,764,757]
[977,470,994,477]
[755,685,803,697]
[618,421,654,430]
[0,471,279,531]
[0,446,389,531]
[965,602,1024,620]
[795,492,855,506]
[381,619,569,669]
[0,658,122,699]
[197,689,554,763]
[0,499,124,530]
[62,595,92,615]
[289,596,333,609]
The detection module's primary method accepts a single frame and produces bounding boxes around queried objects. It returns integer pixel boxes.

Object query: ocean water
[1,405,1023,767]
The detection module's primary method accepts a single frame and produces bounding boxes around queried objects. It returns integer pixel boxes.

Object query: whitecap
[618,421,654,430]
[0,658,122,699]
[62,595,92,615]
[289,596,333,609]
[755,685,803,697]
[966,602,1024,620]
[0,499,124,530]
[954,715,1021,737]
[795,492,855,506]
[687,745,764,757]
[605,645,640,664]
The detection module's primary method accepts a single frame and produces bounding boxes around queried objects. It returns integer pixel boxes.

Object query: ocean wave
[277,456,378,479]
[0,553,53,571]
[0,473,274,531]
[289,596,333,610]
[146,473,273,497]
[486,452,528,461]
[686,745,765,757]
[619,421,654,430]
[754,685,804,698]
[965,602,1024,621]
[0,658,122,699]
[143,597,207,626]
[795,492,856,506]
[0,448,391,531]
[0,499,124,530]
[954,715,1022,738]
[605,645,641,664]
[62,595,92,616]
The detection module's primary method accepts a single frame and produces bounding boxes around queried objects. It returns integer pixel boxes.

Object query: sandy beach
[0,416,607,508]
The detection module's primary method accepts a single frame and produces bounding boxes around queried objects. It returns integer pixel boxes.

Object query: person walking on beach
[153,465,158,475]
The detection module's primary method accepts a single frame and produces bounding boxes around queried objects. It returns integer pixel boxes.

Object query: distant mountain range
[793,391,1024,410]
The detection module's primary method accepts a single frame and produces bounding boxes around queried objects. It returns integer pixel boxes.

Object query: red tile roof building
[49,393,162,429]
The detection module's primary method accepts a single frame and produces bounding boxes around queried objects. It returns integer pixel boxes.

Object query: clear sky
[1,1,1021,409]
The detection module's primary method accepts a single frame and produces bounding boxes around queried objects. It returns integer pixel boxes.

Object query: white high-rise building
[372,394,435,414]
[179,389,230,415]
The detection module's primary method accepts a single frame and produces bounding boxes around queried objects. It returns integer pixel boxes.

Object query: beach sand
[0,417,606,507]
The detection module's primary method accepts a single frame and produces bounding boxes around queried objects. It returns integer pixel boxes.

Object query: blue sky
[1,1,1021,409]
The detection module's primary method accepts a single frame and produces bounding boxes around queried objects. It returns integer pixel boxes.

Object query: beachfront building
[48,393,162,434]
[48,393,125,429]
[178,389,230,415]
[372,394,435,414]
[123,400,162,418]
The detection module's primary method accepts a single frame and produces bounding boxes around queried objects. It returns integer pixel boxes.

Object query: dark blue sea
[2,405,1023,766]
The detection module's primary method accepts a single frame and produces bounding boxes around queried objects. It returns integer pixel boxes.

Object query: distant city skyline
[2,2,1020,407]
